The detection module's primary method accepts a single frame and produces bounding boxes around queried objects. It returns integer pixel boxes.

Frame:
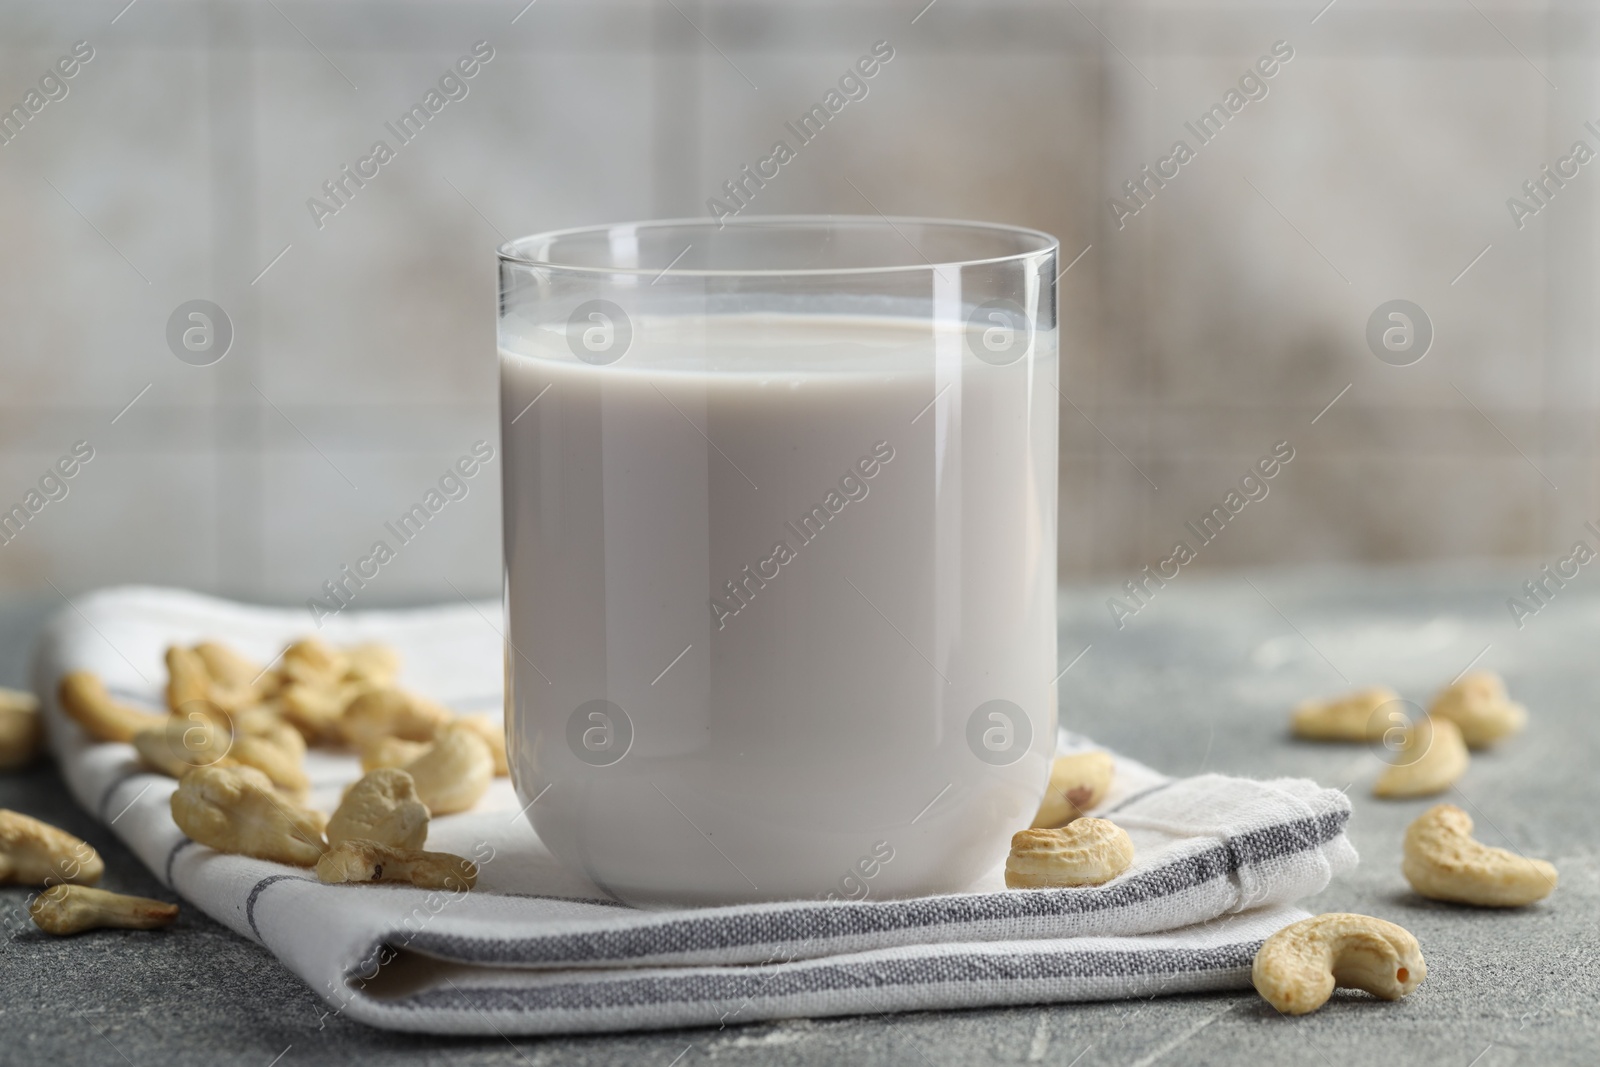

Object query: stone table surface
[1,566,1596,1065]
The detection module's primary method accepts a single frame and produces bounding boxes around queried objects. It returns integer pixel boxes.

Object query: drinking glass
[499,216,1059,905]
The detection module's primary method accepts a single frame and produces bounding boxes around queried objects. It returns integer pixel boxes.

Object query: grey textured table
[2,567,1596,1065]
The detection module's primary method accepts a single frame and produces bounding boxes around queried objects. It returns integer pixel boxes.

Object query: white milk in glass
[501,312,1057,904]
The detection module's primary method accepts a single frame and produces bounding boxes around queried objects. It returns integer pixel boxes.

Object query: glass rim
[497,214,1058,279]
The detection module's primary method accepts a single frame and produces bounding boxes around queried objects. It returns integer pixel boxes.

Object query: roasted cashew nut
[1403,803,1557,907]
[1290,687,1401,742]
[282,636,348,688]
[169,644,264,715]
[165,646,213,714]
[30,884,179,935]
[1005,818,1134,888]
[1031,750,1114,828]
[58,671,166,743]
[404,725,494,816]
[0,809,104,886]
[344,643,401,688]
[340,688,453,751]
[359,736,430,774]
[227,717,310,798]
[327,769,430,850]
[1252,913,1425,1015]
[1428,671,1526,749]
[194,640,263,692]
[133,711,231,778]
[1372,716,1468,798]
[453,714,509,777]
[0,688,43,771]
[170,764,327,866]
[278,681,358,744]
[316,839,477,890]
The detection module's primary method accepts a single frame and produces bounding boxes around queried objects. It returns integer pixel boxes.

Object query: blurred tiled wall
[0,0,1590,606]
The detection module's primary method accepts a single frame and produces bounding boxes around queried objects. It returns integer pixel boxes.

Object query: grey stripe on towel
[403,809,1347,968]
[393,942,1263,1014]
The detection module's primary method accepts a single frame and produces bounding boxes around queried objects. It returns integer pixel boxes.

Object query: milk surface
[501,312,1057,904]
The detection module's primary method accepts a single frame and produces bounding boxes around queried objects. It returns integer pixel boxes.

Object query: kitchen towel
[32,586,1356,1036]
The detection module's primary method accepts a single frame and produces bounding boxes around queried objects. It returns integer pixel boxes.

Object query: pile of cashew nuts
[1,635,505,936]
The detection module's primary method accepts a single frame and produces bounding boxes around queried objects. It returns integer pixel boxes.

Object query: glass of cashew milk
[499,217,1059,906]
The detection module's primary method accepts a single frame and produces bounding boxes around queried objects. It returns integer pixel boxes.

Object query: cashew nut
[327,769,429,850]
[1005,818,1134,888]
[1252,913,1425,1015]
[316,839,478,890]
[254,667,289,700]
[222,714,310,798]
[403,725,493,815]
[454,714,509,777]
[165,645,213,713]
[1291,686,1400,741]
[58,670,166,743]
[195,640,263,692]
[1031,750,1114,828]
[1403,803,1557,907]
[279,681,356,744]
[341,688,453,750]
[1372,716,1468,798]
[232,705,290,739]
[0,809,103,886]
[132,712,230,778]
[170,764,327,866]
[29,884,179,936]
[282,636,348,688]
[169,643,263,716]
[345,643,401,687]
[359,736,431,774]
[0,688,43,771]
[1428,671,1526,749]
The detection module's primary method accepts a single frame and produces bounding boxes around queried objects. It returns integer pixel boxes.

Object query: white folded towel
[31,587,1356,1035]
